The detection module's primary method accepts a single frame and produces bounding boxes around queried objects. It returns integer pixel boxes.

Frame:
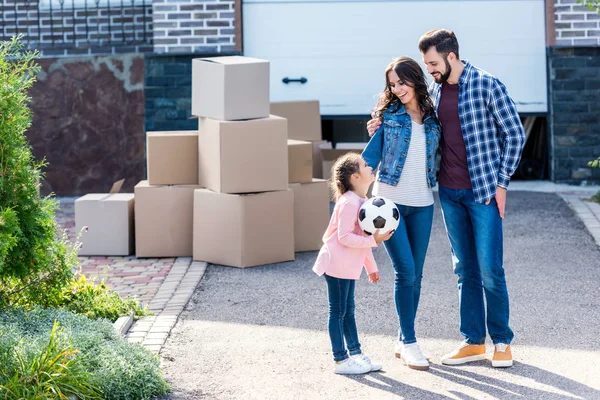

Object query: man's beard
[434,57,452,84]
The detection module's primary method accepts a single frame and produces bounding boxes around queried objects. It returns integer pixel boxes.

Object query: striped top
[372,121,434,207]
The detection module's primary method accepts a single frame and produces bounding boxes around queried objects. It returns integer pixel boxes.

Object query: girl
[362,57,442,371]
[313,153,393,375]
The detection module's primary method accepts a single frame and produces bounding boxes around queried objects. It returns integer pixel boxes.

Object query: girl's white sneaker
[334,357,371,375]
[353,353,382,372]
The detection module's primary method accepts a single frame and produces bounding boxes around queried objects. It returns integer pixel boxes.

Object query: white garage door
[243,0,548,116]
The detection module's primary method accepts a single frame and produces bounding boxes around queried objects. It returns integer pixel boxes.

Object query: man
[367,29,525,368]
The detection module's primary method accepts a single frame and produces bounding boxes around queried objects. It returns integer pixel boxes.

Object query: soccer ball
[358,196,400,235]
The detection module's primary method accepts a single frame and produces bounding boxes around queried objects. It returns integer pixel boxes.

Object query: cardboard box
[75,180,134,256]
[289,179,330,252]
[192,56,269,121]
[198,116,288,194]
[147,131,198,185]
[321,143,367,180]
[193,189,295,268]
[311,140,329,179]
[288,139,313,183]
[270,100,322,141]
[134,181,201,258]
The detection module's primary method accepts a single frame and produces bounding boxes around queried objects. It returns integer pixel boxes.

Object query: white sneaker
[353,353,382,372]
[394,341,431,361]
[334,357,371,375]
[397,342,429,371]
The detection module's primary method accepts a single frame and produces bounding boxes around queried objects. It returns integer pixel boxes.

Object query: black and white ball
[358,196,400,235]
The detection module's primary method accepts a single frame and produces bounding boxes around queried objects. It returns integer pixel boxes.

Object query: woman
[362,56,441,371]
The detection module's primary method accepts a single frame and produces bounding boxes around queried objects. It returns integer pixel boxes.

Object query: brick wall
[548,47,600,182]
[145,54,200,133]
[0,0,153,56]
[151,0,239,54]
[554,0,600,46]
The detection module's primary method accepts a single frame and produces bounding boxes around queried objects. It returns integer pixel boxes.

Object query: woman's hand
[368,271,380,284]
[366,112,382,137]
[373,229,394,243]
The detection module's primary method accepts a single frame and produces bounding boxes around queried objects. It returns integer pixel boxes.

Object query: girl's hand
[374,229,394,243]
[368,271,380,284]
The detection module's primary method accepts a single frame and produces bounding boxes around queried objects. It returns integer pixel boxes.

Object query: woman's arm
[361,122,384,171]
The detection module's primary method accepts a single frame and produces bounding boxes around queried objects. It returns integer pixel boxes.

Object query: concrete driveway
[160,192,600,400]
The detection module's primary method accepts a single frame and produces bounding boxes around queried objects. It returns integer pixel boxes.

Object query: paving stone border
[559,194,600,247]
[125,258,207,353]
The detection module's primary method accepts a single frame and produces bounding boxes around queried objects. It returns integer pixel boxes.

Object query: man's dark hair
[418,29,460,59]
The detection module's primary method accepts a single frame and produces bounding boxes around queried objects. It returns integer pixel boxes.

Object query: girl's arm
[361,122,384,171]
[364,248,378,275]
[337,201,378,248]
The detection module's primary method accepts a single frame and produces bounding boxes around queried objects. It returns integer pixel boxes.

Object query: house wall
[548,46,600,182]
[151,0,241,54]
[549,1,600,182]
[0,0,153,56]
[554,0,600,46]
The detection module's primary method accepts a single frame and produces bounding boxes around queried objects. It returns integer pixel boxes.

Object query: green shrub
[0,308,170,400]
[0,37,79,308]
[0,320,102,399]
[56,272,152,322]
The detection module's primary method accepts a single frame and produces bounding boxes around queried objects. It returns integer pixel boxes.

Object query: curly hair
[374,56,435,119]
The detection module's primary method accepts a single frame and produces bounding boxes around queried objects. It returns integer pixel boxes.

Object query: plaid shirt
[430,61,525,203]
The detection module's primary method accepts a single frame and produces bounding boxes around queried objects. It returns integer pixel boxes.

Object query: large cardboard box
[75,192,134,256]
[270,100,322,141]
[198,116,288,194]
[135,181,201,258]
[321,143,367,180]
[193,189,295,268]
[192,56,269,121]
[311,140,329,179]
[288,139,313,183]
[147,131,198,185]
[289,179,330,252]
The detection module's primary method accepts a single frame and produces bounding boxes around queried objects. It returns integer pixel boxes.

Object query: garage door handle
[282,77,307,84]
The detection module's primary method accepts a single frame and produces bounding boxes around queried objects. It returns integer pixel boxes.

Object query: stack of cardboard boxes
[191,56,294,268]
[74,56,331,267]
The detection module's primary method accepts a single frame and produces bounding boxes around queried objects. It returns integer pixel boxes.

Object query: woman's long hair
[374,56,435,119]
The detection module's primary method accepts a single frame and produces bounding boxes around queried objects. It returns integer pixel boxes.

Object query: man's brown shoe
[491,343,513,367]
[441,342,486,365]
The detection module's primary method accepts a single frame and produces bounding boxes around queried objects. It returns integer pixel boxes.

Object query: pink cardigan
[313,190,378,280]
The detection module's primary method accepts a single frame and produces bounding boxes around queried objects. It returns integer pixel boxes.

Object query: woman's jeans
[383,204,434,344]
[439,186,514,345]
[325,274,361,361]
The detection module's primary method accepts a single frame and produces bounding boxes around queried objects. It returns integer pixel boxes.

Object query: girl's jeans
[325,274,361,362]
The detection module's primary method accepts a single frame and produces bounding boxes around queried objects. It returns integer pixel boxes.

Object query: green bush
[0,320,102,399]
[0,308,170,400]
[56,272,152,322]
[0,37,78,308]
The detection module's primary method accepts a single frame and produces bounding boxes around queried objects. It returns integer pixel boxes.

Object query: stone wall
[548,46,600,182]
[28,53,146,196]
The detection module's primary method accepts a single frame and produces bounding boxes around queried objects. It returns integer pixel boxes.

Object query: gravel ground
[159,192,600,400]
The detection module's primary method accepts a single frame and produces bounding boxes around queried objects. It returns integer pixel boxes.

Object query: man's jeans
[324,274,361,361]
[383,204,434,344]
[439,186,514,345]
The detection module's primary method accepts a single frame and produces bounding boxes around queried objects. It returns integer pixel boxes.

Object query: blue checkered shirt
[430,61,526,203]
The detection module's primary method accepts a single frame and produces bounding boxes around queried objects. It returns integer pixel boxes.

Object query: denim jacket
[362,105,441,188]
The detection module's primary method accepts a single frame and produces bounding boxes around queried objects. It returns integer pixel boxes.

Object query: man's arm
[488,77,526,188]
